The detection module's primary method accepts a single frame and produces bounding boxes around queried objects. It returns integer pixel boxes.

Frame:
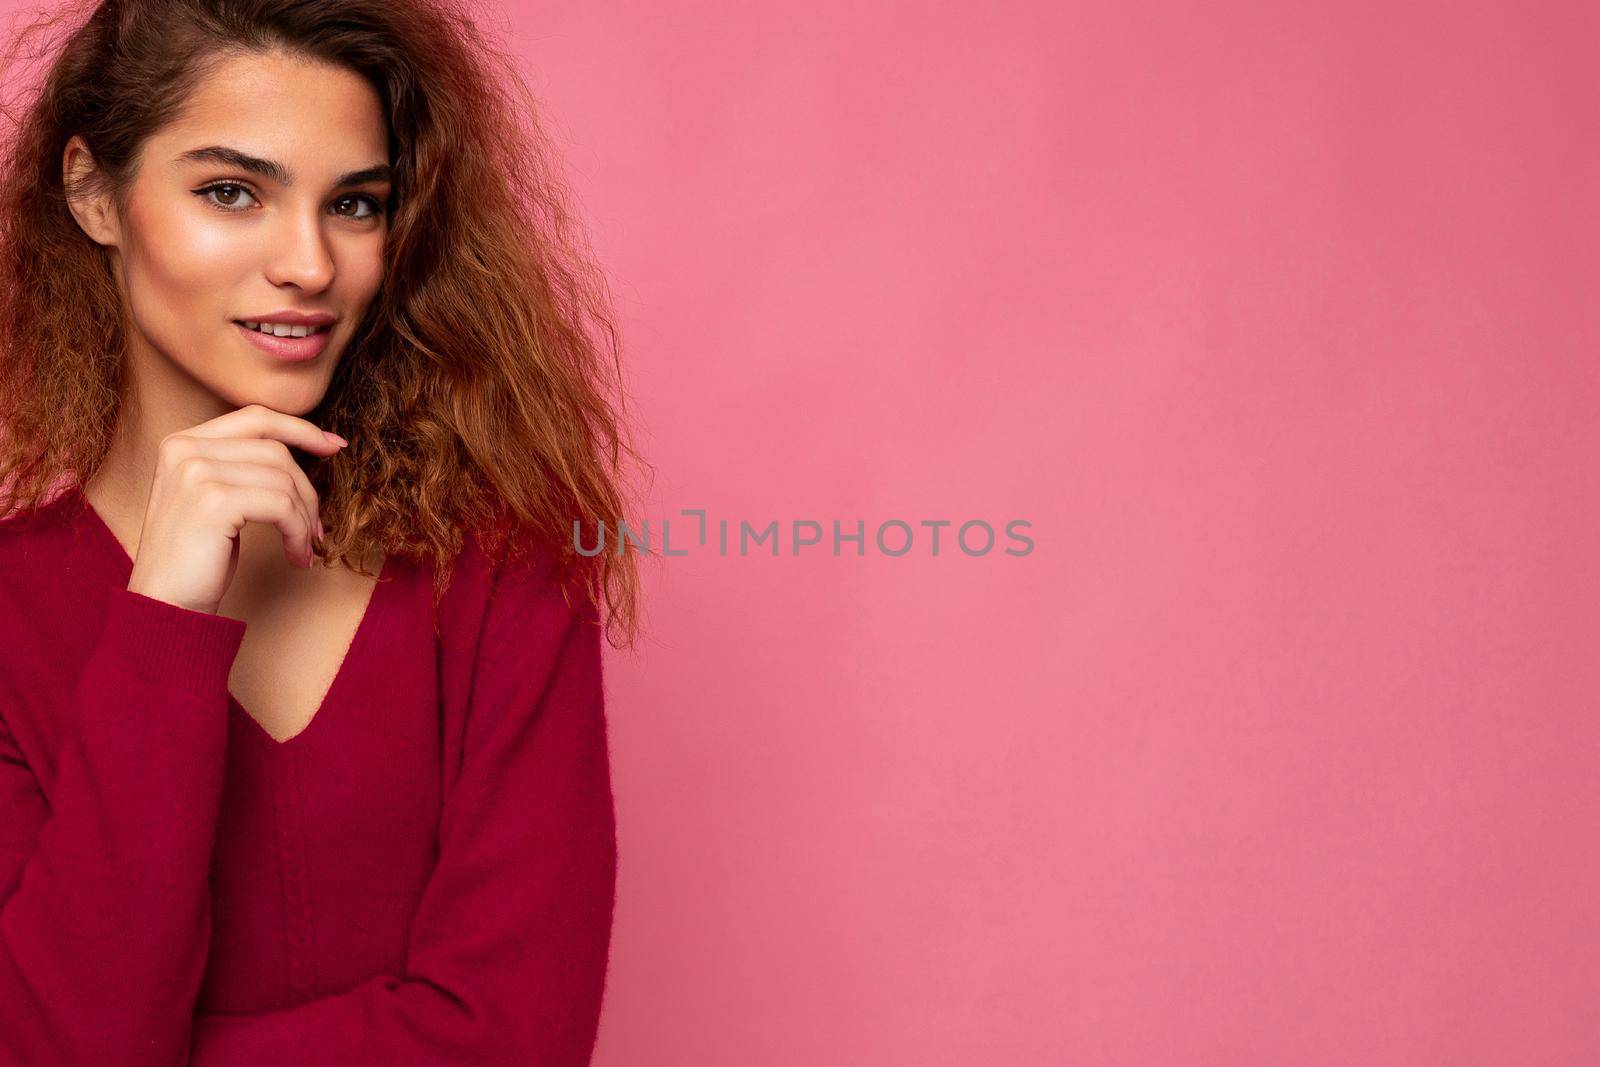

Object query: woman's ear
[62,135,120,247]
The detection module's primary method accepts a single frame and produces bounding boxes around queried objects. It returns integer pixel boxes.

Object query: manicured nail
[323,431,348,447]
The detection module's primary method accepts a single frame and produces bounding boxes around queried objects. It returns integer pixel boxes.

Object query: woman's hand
[124,404,348,615]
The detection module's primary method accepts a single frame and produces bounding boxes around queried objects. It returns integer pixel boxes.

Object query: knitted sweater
[0,484,617,1065]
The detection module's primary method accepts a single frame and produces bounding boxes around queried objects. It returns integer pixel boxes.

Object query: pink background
[6,0,1598,1062]
[528,2,1597,1063]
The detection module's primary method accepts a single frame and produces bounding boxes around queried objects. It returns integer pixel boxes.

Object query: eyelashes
[194,182,259,211]
[192,181,387,220]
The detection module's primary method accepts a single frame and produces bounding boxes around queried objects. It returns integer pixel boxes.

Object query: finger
[166,437,323,540]
[204,482,317,568]
[182,460,317,565]
[184,403,347,457]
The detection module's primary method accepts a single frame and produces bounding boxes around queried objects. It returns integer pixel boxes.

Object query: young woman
[0,0,644,1062]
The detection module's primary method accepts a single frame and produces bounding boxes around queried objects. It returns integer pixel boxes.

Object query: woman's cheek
[170,219,253,287]
[337,237,386,304]
[122,238,231,369]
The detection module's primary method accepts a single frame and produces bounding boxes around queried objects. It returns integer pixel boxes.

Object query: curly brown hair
[0,0,650,647]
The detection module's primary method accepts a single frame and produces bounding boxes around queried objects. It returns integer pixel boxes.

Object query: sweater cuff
[97,587,249,694]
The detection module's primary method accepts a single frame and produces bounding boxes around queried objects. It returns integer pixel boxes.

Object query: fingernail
[316,518,325,539]
[323,431,348,447]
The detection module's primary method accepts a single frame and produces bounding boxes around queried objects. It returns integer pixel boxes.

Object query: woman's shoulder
[429,519,599,727]
[0,487,75,538]
[0,490,87,597]
[433,515,593,639]
[0,492,109,701]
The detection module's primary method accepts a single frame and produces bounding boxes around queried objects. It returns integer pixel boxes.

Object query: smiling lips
[239,319,328,338]
[233,316,334,362]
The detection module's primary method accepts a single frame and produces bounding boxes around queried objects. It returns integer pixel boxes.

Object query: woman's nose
[263,211,336,292]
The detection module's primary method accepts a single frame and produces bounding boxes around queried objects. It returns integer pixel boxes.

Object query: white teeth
[241,321,322,337]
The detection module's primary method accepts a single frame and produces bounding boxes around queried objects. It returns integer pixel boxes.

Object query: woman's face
[66,48,391,417]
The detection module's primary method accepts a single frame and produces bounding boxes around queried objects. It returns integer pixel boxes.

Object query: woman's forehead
[151,50,388,179]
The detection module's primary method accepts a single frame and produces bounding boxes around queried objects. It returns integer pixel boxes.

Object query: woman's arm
[0,588,246,1066]
[187,556,619,1066]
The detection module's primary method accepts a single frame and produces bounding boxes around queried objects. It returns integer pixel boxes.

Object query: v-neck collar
[61,482,395,753]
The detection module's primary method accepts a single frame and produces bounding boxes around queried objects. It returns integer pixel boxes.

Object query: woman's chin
[215,379,331,419]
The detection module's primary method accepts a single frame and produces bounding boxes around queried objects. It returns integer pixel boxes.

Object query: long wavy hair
[0,0,648,647]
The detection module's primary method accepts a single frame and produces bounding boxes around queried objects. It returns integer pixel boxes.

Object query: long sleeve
[0,587,246,1066]
[187,555,619,1066]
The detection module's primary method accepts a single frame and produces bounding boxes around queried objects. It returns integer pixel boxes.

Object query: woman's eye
[196,183,258,210]
[333,195,384,220]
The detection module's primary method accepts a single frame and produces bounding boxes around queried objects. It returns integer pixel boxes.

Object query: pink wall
[521,2,1596,1062]
[6,0,1596,1061]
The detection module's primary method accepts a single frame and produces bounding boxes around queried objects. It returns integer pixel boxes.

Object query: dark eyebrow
[332,163,393,187]
[174,145,392,188]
